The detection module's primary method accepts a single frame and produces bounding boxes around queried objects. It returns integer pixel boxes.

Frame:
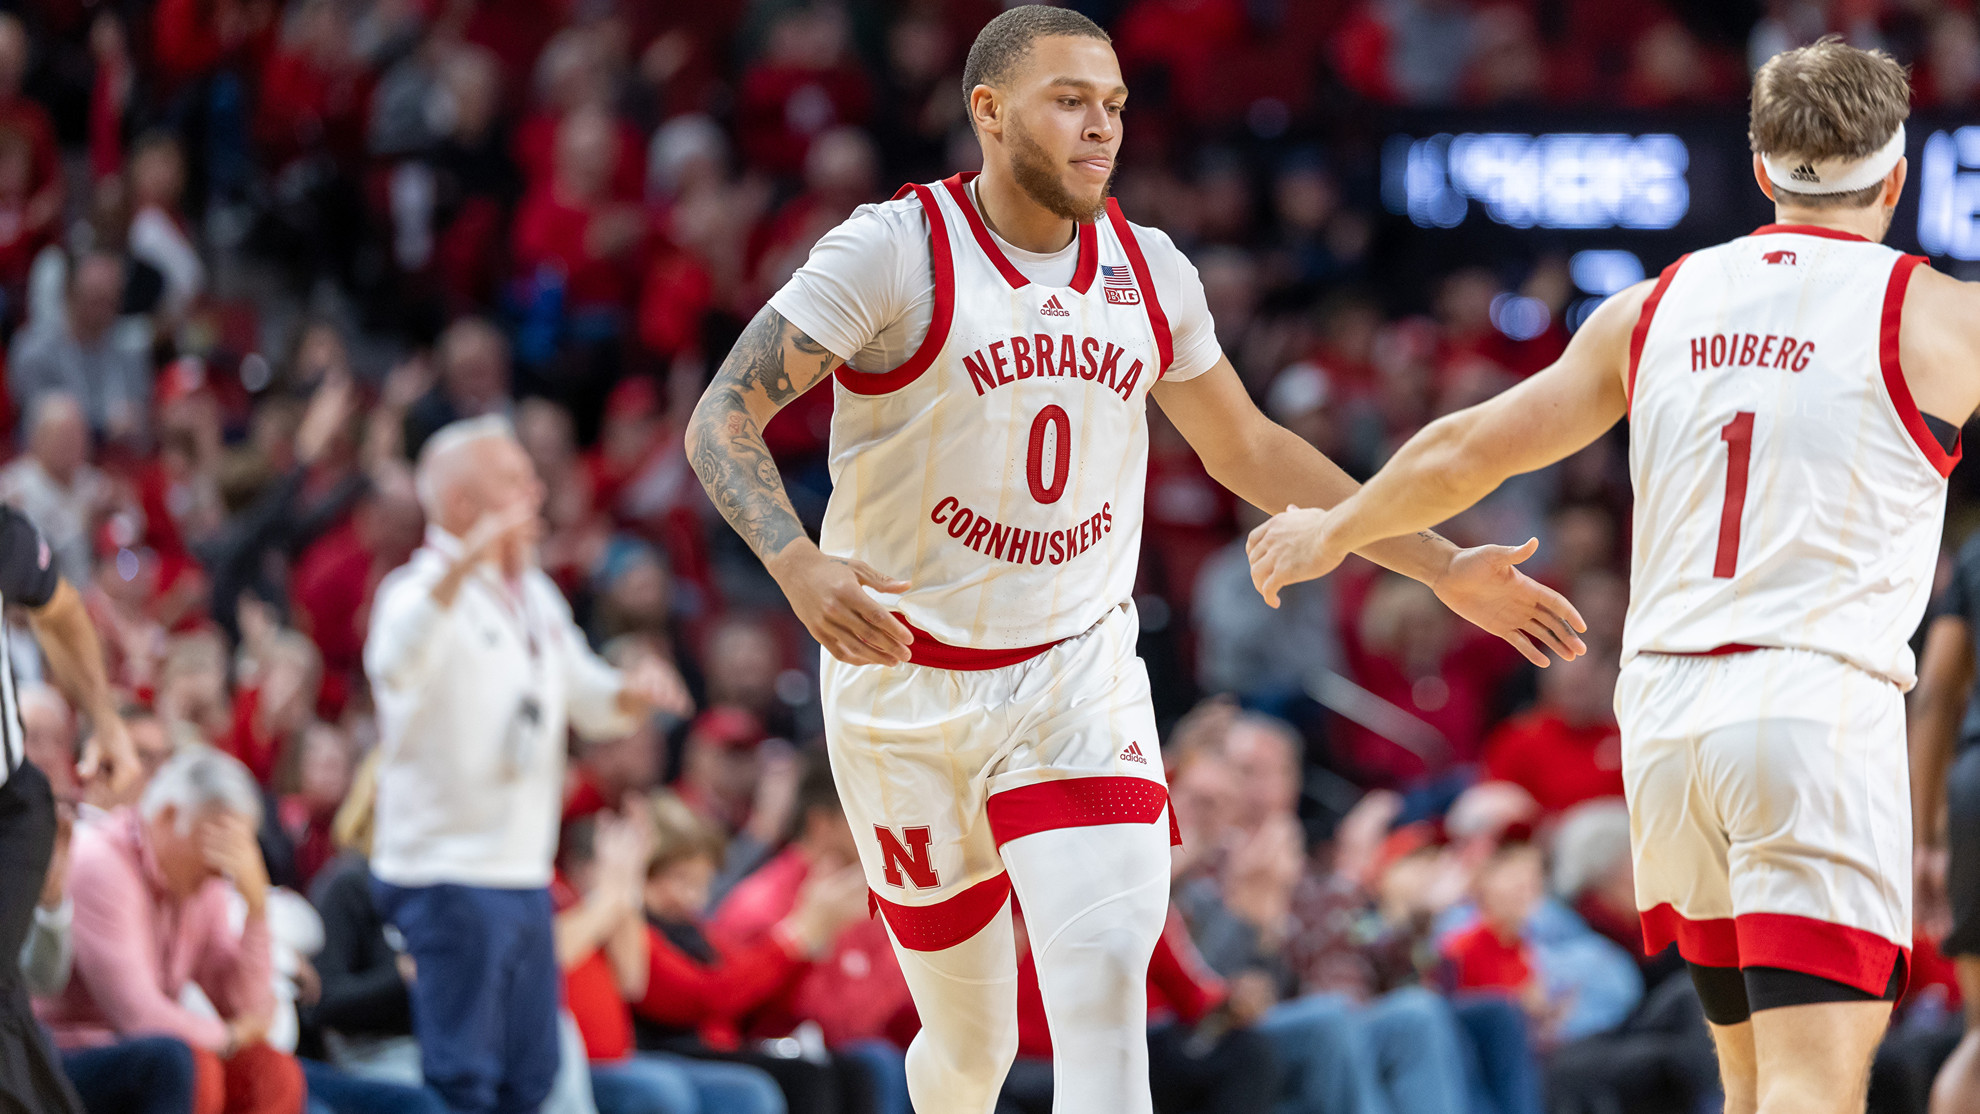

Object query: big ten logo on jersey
[1101,264,1141,304]
[962,331,1149,404]
[1688,332,1815,373]
[874,825,939,889]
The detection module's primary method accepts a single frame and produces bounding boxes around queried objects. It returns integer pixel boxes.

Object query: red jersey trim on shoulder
[897,615,1063,671]
[940,173,1097,292]
[1751,223,1872,243]
[1880,253,1960,478]
[1626,254,1688,419]
[986,776,1172,849]
[871,873,1011,952]
[1105,198,1174,377]
[837,183,956,397]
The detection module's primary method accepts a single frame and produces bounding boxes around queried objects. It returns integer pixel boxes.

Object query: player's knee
[908,1020,1018,1092]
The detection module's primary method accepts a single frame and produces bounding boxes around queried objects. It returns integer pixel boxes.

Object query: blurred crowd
[0,0,1977,1112]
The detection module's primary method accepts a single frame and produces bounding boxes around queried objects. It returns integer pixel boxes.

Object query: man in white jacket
[365,415,686,1114]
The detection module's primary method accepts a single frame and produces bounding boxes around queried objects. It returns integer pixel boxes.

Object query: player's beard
[1008,111,1112,224]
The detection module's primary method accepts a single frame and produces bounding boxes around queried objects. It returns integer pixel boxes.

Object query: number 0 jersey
[818,175,1175,658]
[1623,224,1959,688]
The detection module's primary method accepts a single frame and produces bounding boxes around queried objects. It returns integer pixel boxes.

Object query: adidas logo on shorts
[1040,295,1071,317]
[1119,741,1148,764]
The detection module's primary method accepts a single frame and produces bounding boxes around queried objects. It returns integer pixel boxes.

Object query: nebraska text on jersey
[962,332,1147,402]
[820,174,1178,653]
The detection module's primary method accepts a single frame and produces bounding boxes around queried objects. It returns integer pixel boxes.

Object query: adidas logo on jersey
[1119,741,1148,764]
[1040,295,1071,317]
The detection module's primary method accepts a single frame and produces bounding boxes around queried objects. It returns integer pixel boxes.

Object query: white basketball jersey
[819,174,1174,661]
[1623,225,1959,688]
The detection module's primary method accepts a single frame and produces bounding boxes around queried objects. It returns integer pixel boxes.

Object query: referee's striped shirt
[0,506,60,784]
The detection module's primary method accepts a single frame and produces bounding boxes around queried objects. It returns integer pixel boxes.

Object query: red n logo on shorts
[874,825,940,889]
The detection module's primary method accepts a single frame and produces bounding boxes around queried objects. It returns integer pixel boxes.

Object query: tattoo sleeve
[686,305,842,564]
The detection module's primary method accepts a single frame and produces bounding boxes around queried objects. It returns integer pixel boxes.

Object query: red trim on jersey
[1638,904,1908,995]
[986,777,1173,849]
[1658,643,1765,658]
[1737,913,1909,996]
[1106,198,1174,377]
[939,173,1098,293]
[871,873,1011,952]
[1640,904,1739,966]
[837,184,956,396]
[943,174,1027,288]
[1626,255,1688,418]
[1751,223,1872,243]
[1879,253,1961,478]
[897,615,1063,671]
[1071,221,1099,293]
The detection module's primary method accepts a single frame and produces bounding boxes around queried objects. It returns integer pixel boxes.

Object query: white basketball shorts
[820,601,1174,952]
[1617,646,1911,993]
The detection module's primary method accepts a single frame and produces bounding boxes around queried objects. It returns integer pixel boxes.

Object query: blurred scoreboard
[1370,112,1980,314]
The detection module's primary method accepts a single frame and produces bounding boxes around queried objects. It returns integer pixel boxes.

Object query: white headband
[1762,124,1906,196]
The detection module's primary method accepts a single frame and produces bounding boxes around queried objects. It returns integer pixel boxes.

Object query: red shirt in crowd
[1480,710,1624,815]
[222,686,279,788]
[1441,921,1532,993]
[630,918,809,1051]
[511,186,644,313]
[553,879,640,1062]
[709,848,914,1049]
[291,520,375,716]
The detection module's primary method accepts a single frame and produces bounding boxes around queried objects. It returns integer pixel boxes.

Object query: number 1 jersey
[1623,225,1959,688]
[815,175,1184,653]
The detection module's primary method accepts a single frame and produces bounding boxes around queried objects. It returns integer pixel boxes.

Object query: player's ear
[1882,157,1908,209]
[969,84,1002,139]
[1751,154,1777,203]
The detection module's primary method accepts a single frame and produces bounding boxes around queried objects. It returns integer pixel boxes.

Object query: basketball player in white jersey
[1247,37,1980,1114]
[686,7,1587,1111]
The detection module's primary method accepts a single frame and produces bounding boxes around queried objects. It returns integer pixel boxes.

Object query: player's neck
[1770,204,1890,244]
[972,164,1077,255]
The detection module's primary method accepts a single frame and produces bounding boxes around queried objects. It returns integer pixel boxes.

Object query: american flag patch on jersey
[1100,264,1141,304]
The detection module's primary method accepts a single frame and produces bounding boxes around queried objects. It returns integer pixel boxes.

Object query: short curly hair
[961,5,1110,106]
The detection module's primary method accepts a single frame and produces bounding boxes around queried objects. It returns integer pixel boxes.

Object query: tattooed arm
[687,306,913,666]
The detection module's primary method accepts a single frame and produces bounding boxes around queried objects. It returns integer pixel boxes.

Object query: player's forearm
[1313,413,1509,566]
[686,393,808,565]
[1211,423,1456,585]
[28,581,115,722]
[687,306,838,568]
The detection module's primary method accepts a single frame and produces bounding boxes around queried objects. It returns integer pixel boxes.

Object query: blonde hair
[1750,36,1911,209]
[646,791,727,877]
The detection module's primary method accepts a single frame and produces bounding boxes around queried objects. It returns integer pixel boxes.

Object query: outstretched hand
[1432,539,1588,668]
